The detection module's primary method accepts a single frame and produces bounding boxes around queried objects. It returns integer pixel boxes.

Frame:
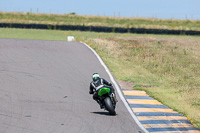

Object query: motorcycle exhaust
[111,93,118,103]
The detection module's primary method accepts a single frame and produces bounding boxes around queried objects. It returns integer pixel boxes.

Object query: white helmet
[92,73,100,81]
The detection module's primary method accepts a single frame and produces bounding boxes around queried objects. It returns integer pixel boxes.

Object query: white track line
[81,42,148,133]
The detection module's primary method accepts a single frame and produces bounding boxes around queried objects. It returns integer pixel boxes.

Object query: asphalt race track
[0,38,144,133]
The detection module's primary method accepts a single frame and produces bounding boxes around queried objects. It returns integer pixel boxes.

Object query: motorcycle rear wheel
[104,97,116,115]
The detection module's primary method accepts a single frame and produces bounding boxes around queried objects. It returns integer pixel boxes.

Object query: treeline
[0,23,200,35]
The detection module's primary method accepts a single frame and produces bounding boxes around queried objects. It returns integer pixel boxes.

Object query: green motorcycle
[98,87,117,115]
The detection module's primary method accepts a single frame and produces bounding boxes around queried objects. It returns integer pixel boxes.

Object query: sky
[0,0,200,20]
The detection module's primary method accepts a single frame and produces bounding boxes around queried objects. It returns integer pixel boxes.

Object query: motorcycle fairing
[98,87,110,96]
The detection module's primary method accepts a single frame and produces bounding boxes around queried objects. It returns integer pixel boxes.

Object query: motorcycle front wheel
[104,97,116,115]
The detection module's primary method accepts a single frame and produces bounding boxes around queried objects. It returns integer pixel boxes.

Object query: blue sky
[0,0,200,20]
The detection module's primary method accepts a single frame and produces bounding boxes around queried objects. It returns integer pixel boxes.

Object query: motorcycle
[98,87,117,115]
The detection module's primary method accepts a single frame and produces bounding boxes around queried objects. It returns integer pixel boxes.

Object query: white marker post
[67,36,75,41]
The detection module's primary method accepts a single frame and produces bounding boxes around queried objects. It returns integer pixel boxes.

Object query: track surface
[0,38,144,133]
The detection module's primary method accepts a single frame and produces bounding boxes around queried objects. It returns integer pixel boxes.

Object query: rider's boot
[97,99,104,109]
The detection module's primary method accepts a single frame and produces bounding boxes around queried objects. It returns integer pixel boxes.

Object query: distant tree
[69,12,76,15]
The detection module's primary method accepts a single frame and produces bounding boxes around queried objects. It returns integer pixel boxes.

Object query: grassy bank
[1,12,200,31]
[85,36,200,129]
[0,28,200,128]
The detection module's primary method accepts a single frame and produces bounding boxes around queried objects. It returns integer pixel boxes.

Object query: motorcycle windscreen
[98,87,110,96]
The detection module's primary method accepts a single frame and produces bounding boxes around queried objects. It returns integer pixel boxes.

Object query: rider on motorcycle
[89,73,115,108]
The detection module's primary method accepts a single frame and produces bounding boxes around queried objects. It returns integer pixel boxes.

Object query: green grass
[0,28,135,41]
[1,12,200,31]
[0,28,200,129]
[86,36,200,129]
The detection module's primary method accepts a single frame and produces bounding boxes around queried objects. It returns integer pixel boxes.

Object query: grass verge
[0,28,200,128]
[85,36,200,129]
[1,12,200,31]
